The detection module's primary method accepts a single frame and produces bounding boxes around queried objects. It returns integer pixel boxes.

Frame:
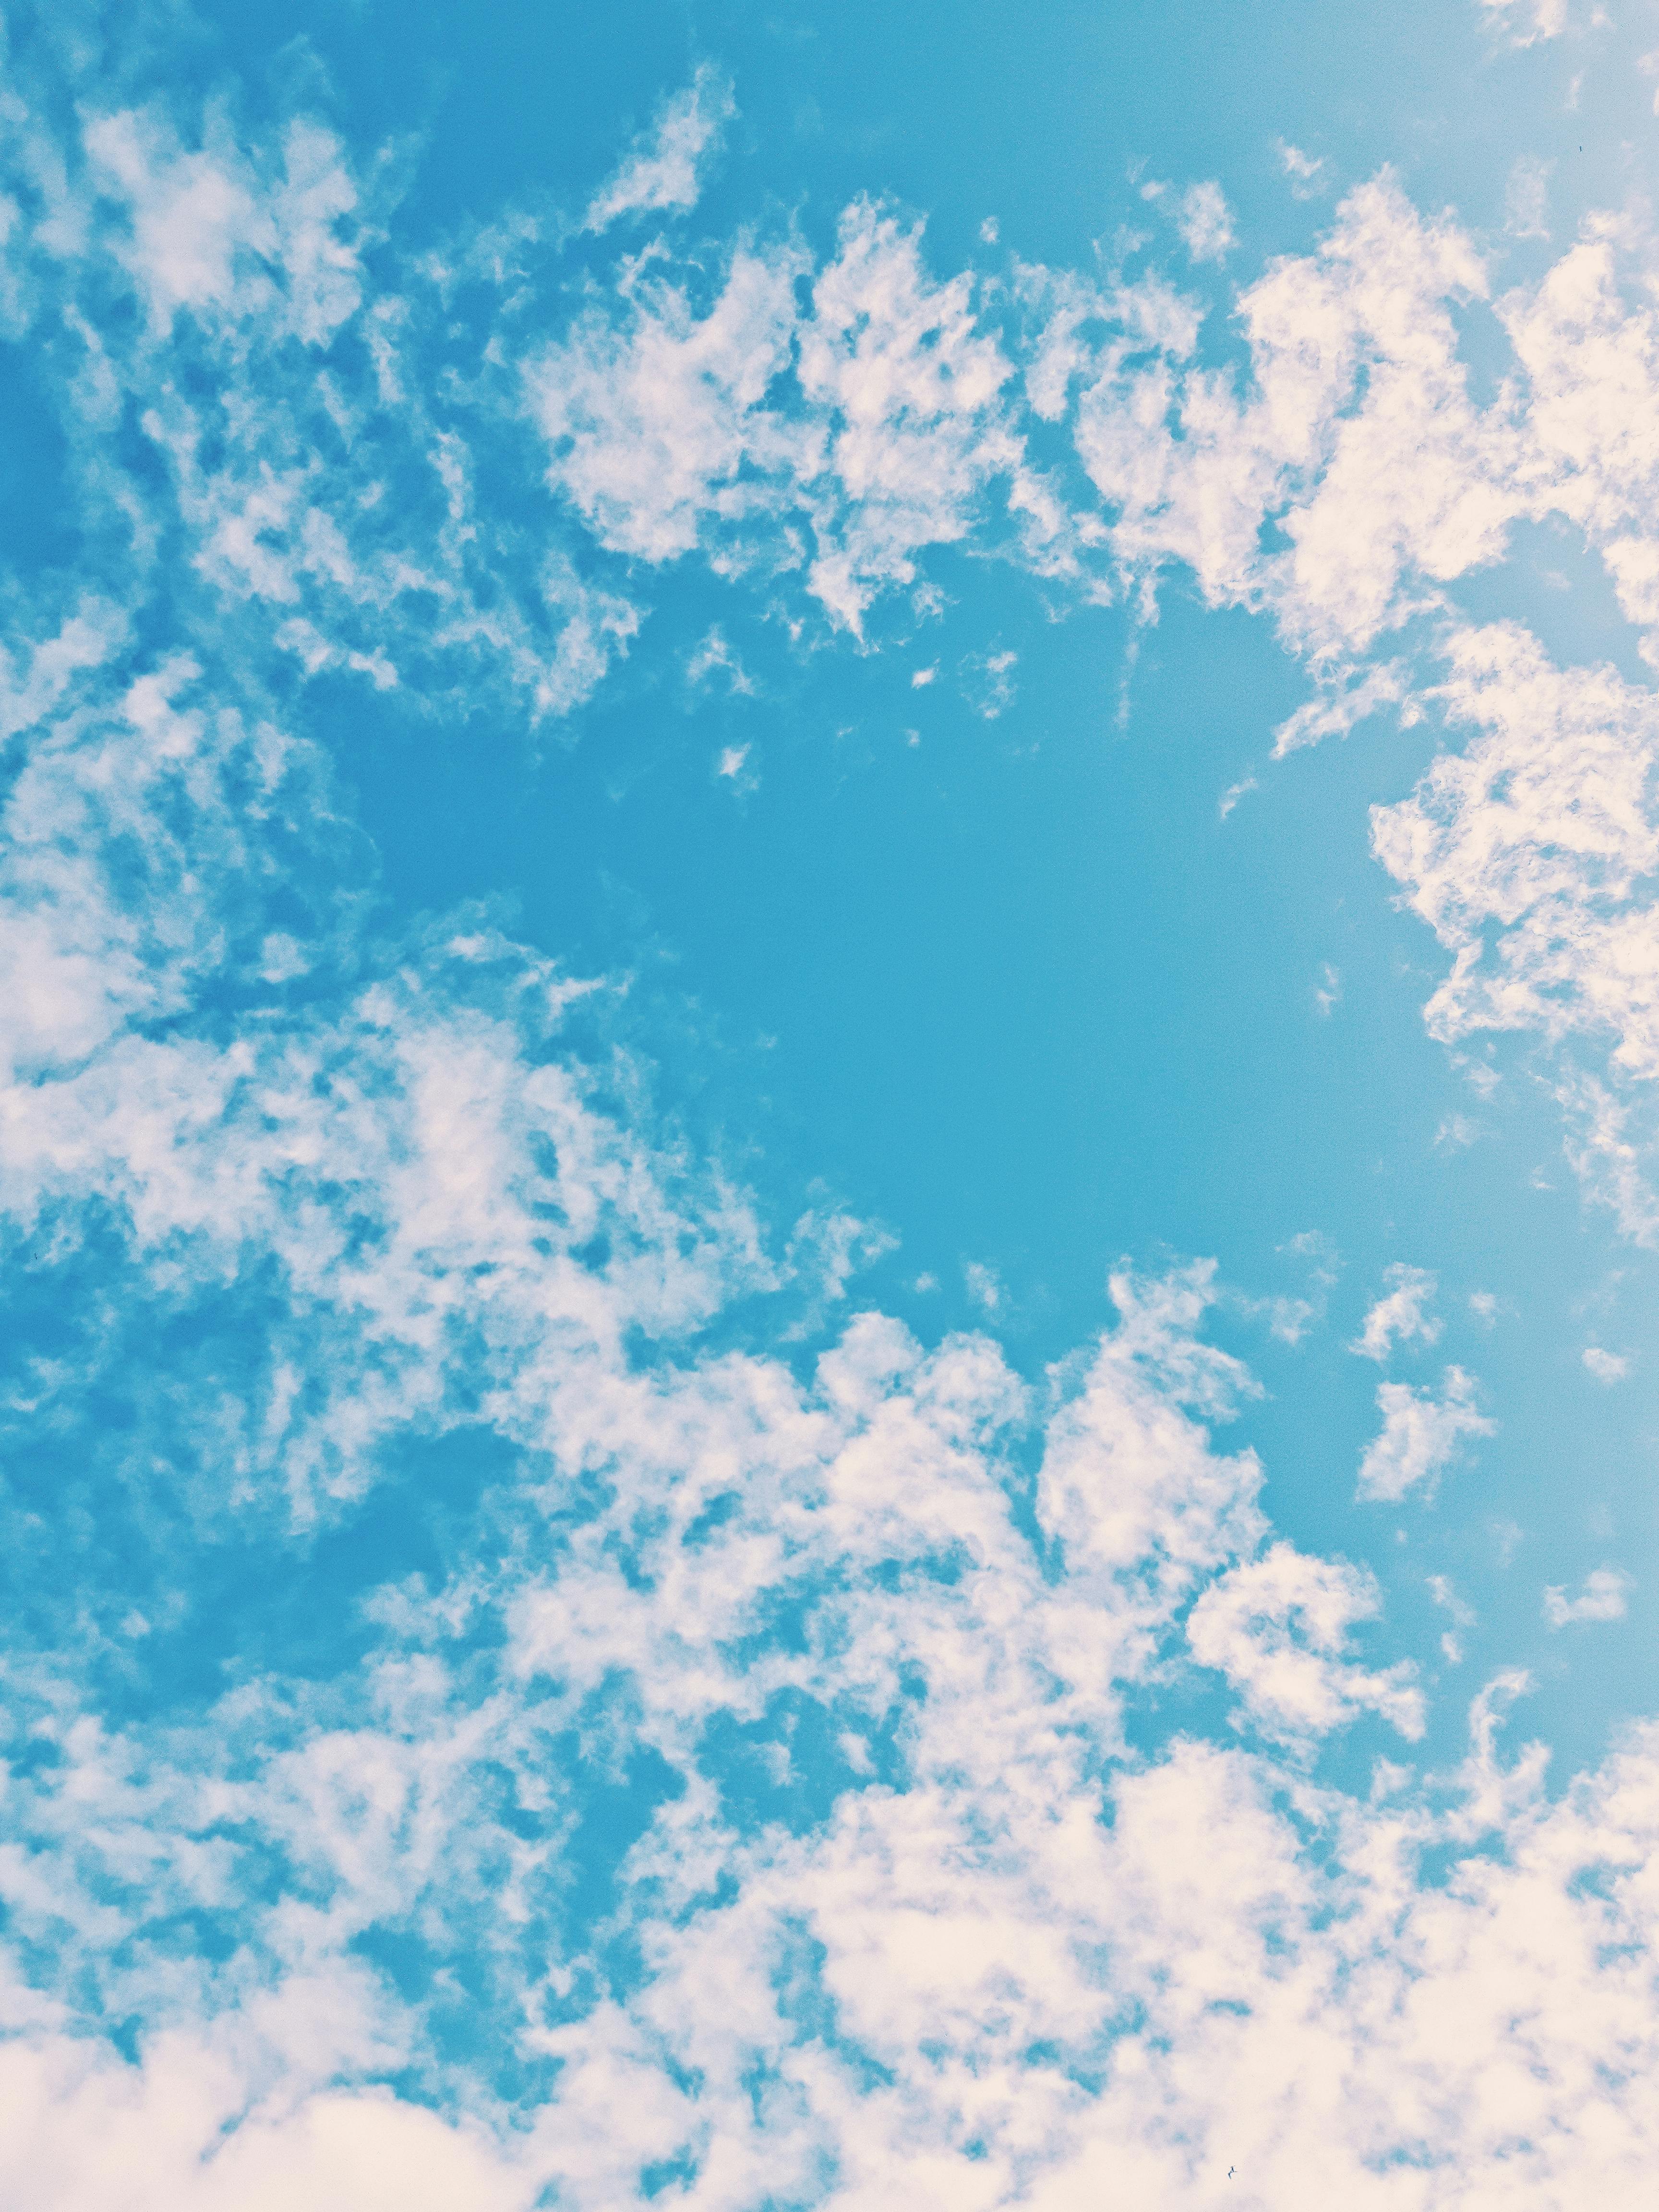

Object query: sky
[4,0,1659,2201]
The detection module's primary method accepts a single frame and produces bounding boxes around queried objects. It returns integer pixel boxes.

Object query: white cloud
[1352,1263,1442,1361]
[685,624,755,693]
[582,65,736,233]
[1357,1365,1494,1500]
[525,240,808,565]
[960,645,1018,719]
[1074,176,1507,657]
[1584,1346,1628,1383]
[797,201,1022,632]
[84,111,362,343]
[1481,0,1569,46]
[1543,1567,1630,1625]
[1275,140,1326,197]
[1272,660,1410,757]
[1373,628,1659,1072]
[1178,180,1234,263]
[527,198,1032,633]
[1186,1540,1425,1739]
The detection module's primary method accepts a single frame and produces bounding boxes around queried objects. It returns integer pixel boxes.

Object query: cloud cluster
[4,22,1659,2208]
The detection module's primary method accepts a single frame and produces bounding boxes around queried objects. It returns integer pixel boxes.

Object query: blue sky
[5,0,1659,2202]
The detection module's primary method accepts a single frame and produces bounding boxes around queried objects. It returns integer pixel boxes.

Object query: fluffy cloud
[1357,1366,1495,1501]
[1351,1264,1442,1362]
[1185,1540,1425,1738]
[1543,1567,1631,1626]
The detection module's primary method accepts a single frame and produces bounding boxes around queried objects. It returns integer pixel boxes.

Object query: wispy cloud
[583,64,737,232]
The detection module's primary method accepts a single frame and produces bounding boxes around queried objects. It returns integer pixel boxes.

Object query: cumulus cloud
[1186,1540,1425,1739]
[582,64,736,232]
[1543,1567,1630,1625]
[1351,1263,1441,1361]
[1357,1366,1494,1500]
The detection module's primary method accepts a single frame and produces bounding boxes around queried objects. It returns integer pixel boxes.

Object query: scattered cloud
[1480,0,1569,48]
[583,64,737,232]
[686,624,757,694]
[6,31,1659,2205]
[1543,1566,1630,1626]
[1358,1365,1494,1500]
[1584,1345,1629,1383]
[960,645,1019,718]
[1275,139,1326,197]
[1352,1263,1441,1361]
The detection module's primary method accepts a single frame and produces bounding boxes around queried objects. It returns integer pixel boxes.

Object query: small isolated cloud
[960,647,1018,719]
[1469,1290,1501,1326]
[1505,155,1552,240]
[716,744,755,789]
[1178,180,1234,263]
[979,217,999,245]
[1584,1346,1628,1384]
[911,663,937,688]
[1234,1231,1339,1348]
[1543,1567,1630,1627]
[685,625,756,695]
[1352,1264,1441,1362]
[1358,1366,1493,1502]
[1436,1113,1479,1150]
[584,63,736,232]
[1315,963,1342,1017]
[1481,0,1568,48]
[1429,1574,1476,1665]
[963,1260,1002,1313]
[1219,774,1257,819]
[1429,1576,1474,1659]
[1272,662,1409,757]
[1275,140,1326,197]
